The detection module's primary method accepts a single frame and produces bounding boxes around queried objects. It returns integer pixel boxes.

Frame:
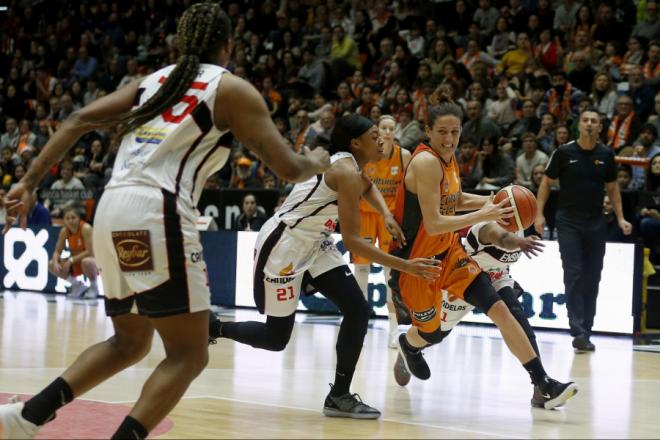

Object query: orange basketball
[494,185,538,232]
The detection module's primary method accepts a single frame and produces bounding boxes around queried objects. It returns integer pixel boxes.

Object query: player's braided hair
[113,2,231,141]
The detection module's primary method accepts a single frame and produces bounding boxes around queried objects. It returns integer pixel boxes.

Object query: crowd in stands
[0,0,658,243]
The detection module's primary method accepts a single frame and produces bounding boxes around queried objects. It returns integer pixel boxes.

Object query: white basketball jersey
[275,152,357,241]
[464,222,523,291]
[107,64,231,213]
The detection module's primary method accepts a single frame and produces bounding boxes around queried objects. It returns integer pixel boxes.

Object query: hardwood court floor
[1,291,659,439]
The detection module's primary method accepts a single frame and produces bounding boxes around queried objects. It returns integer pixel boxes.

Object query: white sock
[383,267,392,287]
[354,264,370,301]
[384,267,397,332]
[388,313,398,334]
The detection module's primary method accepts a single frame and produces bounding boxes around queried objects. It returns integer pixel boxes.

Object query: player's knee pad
[265,333,290,352]
[418,327,450,345]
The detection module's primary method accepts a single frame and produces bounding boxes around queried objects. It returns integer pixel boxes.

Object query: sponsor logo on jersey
[320,239,336,252]
[390,166,399,176]
[112,230,154,272]
[190,251,203,263]
[265,276,295,284]
[499,252,520,263]
[279,262,295,276]
[439,192,459,215]
[324,218,338,232]
[488,270,506,282]
[134,126,168,144]
[413,307,436,322]
[442,300,468,312]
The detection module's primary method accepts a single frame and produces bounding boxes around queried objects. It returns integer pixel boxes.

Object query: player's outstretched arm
[4,81,141,231]
[215,74,330,183]
[413,154,513,234]
[456,192,490,211]
[479,222,545,258]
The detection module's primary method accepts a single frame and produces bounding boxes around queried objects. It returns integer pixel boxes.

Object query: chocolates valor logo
[112,230,154,272]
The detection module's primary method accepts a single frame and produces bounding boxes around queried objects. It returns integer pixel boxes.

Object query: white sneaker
[388,329,399,349]
[83,284,98,299]
[0,398,39,439]
[69,281,89,299]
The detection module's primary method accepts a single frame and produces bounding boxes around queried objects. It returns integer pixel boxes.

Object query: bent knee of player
[418,325,447,345]
[266,334,291,352]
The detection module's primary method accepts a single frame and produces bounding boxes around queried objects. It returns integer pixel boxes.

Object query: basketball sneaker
[393,353,411,386]
[397,334,430,380]
[322,385,381,419]
[572,337,595,353]
[531,385,567,409]
[208,313,223,345]
[538,377,578,409]
[83,282,98,299]
[67,280,89,299]
[0,397,39,439]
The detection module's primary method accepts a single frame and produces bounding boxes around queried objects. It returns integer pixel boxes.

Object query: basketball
[494,185,538,232]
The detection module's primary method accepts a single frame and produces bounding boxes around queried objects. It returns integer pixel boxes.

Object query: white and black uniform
[94,64,230,317]
[440,222,523,330]
[254,152,356,317]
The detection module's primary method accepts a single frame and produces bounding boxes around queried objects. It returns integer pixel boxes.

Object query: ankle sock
[22,377,73,425]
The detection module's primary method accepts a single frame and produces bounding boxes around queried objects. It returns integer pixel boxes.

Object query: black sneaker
[397,334,430,380]
[323,385,381,419]
[572,337,595,353]
[393,353,411,387]
[208,313,223,345]
[538,376,578,409]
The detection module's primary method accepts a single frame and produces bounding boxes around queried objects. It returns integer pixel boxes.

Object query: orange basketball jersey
[391,144,462,260]
[359,144,404,214]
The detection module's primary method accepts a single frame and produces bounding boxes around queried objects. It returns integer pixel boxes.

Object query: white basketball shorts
[253,218,346,317]
[94,186,210,317]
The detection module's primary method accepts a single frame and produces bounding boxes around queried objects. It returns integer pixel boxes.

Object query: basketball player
[0,4,330,439]
[391,93,577,409]
[394,220,553,408]
[208,114,441,419]
[48,207,99,299]
[352,115,411,348]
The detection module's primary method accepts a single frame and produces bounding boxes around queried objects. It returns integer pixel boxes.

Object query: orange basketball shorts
[351,211,393,265]
[397,241,481,333]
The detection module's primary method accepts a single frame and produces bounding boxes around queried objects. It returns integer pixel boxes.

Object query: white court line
[0,388,524,438]
[177,394,526,439]
[0,390,134,405]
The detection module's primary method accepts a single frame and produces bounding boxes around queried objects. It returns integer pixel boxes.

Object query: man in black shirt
[534,109,632,352]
